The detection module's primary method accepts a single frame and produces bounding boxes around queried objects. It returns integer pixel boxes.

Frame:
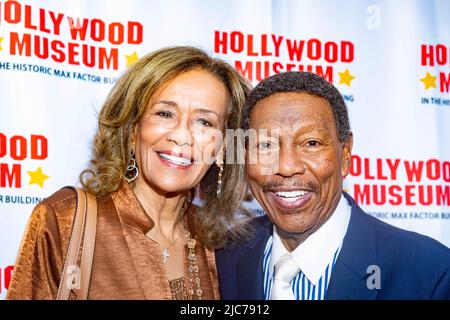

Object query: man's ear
[341,132,353,177]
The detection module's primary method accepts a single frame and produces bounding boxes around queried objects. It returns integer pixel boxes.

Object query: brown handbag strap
[56,187,97,300]
[79,191,97,299]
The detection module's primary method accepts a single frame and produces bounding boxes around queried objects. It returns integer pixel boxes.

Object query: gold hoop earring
[125,148,139,183]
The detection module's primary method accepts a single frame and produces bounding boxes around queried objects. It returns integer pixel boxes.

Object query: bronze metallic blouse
[7,181,220,300]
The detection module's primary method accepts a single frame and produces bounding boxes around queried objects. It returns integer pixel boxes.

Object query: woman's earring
[216,164,223,196]
[125,147,139,183]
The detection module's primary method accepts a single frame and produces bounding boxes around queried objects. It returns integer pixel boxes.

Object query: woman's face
[133,69,229,195]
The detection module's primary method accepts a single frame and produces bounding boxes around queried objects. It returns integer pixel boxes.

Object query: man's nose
[276,145,306,177]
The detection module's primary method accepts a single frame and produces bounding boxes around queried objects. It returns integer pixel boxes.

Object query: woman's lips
[268,189,313,210]
[157,152,193,169]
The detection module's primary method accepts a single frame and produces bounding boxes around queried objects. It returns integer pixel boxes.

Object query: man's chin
[266,210,312,232]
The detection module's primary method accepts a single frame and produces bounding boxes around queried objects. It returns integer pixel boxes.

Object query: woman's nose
[167,120,193,147]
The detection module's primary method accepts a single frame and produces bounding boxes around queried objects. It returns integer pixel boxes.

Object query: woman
[7,46,251,299]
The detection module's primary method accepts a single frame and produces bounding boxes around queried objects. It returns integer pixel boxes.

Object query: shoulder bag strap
[56,187,97,300]
[79,191,97,299]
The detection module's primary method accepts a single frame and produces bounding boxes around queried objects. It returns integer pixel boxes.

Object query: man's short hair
[243,72,351,142]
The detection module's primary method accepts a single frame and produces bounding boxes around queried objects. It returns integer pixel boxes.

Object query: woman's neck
[131,178,188,239]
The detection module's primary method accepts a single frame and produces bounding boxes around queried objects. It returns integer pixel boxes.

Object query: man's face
[246,92,352,236]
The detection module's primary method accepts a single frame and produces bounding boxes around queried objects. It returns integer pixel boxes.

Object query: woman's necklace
[161,233,180,264]
[146,227,183,264]
[186,228,202,299]
[144,201,202,299]
[145,202,188,264]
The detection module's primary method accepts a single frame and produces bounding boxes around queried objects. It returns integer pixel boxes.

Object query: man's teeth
[159,153,192,166]
[275,190,309,202]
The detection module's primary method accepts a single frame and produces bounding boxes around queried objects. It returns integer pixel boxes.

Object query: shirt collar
[111,180,196,235]
[269,194,351,285]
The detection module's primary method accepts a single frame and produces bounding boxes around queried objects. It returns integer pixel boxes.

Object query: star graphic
[0,37,4,52]
[338,69,355,87]
[420,72,437,90]
[125,51,139,67]
[28,166,50,188]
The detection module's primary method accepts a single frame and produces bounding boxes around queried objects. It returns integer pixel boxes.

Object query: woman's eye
[156,111,173,118]
[197,118,212,127]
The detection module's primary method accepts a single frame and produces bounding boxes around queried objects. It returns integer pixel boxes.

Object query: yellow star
[420,72,437,90]
[28,166,49,188]
[125,51,139,67]
[0,37,4,52]
[338,69,355,87]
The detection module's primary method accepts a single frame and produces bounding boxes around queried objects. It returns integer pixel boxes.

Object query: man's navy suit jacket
[216,193,450,299]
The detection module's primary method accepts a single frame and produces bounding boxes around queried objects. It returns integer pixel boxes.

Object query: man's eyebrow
[304,126,330,133]
[291,125,332,136]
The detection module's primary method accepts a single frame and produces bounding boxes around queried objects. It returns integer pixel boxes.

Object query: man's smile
[267,188,314,210]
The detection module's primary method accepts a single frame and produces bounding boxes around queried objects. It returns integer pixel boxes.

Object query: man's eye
[197,118,212,127]
[258,142,272,150]
[155,111,173,118]
[306,140,320,147]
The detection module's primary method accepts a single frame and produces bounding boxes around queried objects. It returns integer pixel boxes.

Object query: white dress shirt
[263,194,352,299]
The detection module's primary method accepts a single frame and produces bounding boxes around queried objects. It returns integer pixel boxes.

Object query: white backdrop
[0,0,449,299]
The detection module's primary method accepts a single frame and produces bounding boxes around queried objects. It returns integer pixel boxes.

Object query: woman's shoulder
[35,187,78,220]
[41,187,78,208]
[6,187,79,299]
[29,187,79,242]
[23,188,81,264]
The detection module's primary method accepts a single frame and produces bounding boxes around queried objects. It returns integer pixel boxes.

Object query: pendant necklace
[161,235,179,264]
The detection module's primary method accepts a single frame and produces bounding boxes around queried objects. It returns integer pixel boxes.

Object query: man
[216,72,450,300]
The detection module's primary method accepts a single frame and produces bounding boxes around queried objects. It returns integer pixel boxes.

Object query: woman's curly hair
[80,46,252,248]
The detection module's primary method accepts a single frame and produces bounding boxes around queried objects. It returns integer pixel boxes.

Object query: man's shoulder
[378,215,446,248]
[348,197,450,267]
[353,207,450,298]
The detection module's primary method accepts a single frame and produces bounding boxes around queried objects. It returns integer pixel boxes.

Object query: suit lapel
[326,193,379,300]
[326,260,378,300]
[237,216,272,300]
